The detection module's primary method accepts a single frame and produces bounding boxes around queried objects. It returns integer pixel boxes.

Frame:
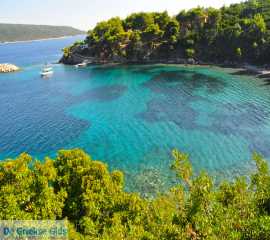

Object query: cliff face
[59,53,85,65]
[60,44,244,67]
[60,53,196,65]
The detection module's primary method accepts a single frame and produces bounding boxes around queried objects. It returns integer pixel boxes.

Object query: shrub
[0,148,269,239]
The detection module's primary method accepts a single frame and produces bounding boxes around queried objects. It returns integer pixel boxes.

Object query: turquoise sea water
[1,37,270,194]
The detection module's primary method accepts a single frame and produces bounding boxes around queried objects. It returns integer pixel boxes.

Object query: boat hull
[40,71,53,76]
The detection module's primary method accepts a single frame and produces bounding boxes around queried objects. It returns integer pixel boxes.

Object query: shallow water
[1,38,270,194]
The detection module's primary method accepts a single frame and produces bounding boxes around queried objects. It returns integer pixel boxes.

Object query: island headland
[0,23,85,43]
[60,1,270,71]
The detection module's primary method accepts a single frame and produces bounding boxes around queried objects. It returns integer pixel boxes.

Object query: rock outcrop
[0,63,20,73]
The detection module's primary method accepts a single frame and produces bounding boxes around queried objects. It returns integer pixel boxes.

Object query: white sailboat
[40,64,53,77]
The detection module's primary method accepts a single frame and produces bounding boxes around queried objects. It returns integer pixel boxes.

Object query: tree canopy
[0,149,270,239]
[62,0,270,65]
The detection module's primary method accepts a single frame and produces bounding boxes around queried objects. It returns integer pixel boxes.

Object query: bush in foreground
[0,149,269,239]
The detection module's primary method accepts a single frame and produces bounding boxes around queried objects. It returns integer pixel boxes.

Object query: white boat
[40,65,53,77]
[75,61,88,68]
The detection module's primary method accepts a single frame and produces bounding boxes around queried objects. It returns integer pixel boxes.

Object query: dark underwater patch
[0,77,133,157]
[143,70,226,95]
[131,65,169,75]
[136,97,198,129]
[137,70,223,128]
[207,102,270,157]
[247,131,270,157]
[209,103,270,135]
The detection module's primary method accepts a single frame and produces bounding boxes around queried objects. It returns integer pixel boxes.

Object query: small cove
[1,38,270,195]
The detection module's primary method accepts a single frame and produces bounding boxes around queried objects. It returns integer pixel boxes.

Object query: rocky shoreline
[59,49,202,66]
[58,50,245,68]
[60,52,270,77]
[0,63,20,73]
[60,54,198,66]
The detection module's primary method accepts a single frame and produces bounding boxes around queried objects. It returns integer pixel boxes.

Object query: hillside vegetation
[0,23,84,42]
[0,149,269,239]
[62,0,270,65]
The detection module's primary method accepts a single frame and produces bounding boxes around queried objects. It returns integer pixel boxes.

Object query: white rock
[0,63,20,73]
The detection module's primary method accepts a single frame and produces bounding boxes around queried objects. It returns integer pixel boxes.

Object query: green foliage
[0,148,270,239]
[185,48,195,58]
[86,17,127,59]
[124,13,154,31]
[63,0,270,64]
[62,41,85,57]
[236,47,242,57]
[153,11,171,31]
[0,153,66,220]
[164,19,180,44]
[142,23,162,42]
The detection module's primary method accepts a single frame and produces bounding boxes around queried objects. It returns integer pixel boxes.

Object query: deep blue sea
[1,36,270,194]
